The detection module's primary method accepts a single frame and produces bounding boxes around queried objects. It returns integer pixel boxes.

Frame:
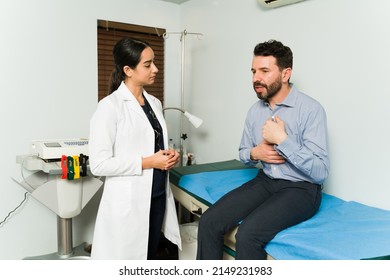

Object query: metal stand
[162,30,203,165]
[15,156,103,260]
[23,216,91,260]
[57,216,73,257]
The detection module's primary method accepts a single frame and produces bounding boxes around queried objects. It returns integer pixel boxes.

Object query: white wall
[0,0,181,259]
[178,0,390,210]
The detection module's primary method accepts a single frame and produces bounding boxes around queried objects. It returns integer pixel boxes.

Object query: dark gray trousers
[196,170,322,260]
[147,193,166,260]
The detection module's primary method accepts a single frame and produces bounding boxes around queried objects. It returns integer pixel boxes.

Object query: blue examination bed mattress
[170,160,390,260]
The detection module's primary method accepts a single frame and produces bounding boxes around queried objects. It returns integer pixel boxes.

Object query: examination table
[169,160,390,260]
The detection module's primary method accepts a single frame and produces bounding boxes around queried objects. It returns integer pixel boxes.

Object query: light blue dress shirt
[239,84,330,185]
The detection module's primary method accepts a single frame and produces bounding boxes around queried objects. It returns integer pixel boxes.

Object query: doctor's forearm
[142,156,153,169]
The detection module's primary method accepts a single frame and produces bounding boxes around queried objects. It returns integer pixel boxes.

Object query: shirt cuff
[275,135,296,159]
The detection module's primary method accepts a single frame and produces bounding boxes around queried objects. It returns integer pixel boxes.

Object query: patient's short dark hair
[253,40,293,70]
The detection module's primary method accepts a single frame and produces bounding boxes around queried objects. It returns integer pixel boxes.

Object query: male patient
[196,40,330,260]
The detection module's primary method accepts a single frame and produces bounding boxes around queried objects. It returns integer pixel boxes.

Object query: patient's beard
[254,79,282,103]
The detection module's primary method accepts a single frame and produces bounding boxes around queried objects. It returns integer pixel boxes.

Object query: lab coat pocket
[102,176,150,217]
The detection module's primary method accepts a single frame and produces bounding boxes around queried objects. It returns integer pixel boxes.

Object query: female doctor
[89,37,181,259]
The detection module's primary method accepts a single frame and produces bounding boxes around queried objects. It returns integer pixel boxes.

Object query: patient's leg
[235,179,322,259]
[196,170,271,260]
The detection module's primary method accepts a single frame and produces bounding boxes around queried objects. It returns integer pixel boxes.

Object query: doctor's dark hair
[108,37,151,94]
[253,40,293,71]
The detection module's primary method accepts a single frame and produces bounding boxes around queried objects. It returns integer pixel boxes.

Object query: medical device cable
[2,154,94,227]
[0,191,29,227]
[0,155,48,227]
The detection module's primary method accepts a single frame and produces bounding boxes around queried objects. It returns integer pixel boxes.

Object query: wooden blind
[97,20,166,103]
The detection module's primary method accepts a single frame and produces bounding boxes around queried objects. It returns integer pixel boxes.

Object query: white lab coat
[89,82,181,259]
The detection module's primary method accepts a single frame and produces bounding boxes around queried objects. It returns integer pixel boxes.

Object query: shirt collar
[274,83,298,108]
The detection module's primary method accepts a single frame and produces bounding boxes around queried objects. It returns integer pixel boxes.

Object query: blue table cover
[179,169,390,260]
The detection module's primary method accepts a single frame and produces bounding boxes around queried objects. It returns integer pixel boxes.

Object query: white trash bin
[179,221,198,260]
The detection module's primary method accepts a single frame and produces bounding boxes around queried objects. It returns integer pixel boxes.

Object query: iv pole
[163,30,203,165]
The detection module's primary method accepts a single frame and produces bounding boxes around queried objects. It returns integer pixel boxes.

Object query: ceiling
[159,0,191,4]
